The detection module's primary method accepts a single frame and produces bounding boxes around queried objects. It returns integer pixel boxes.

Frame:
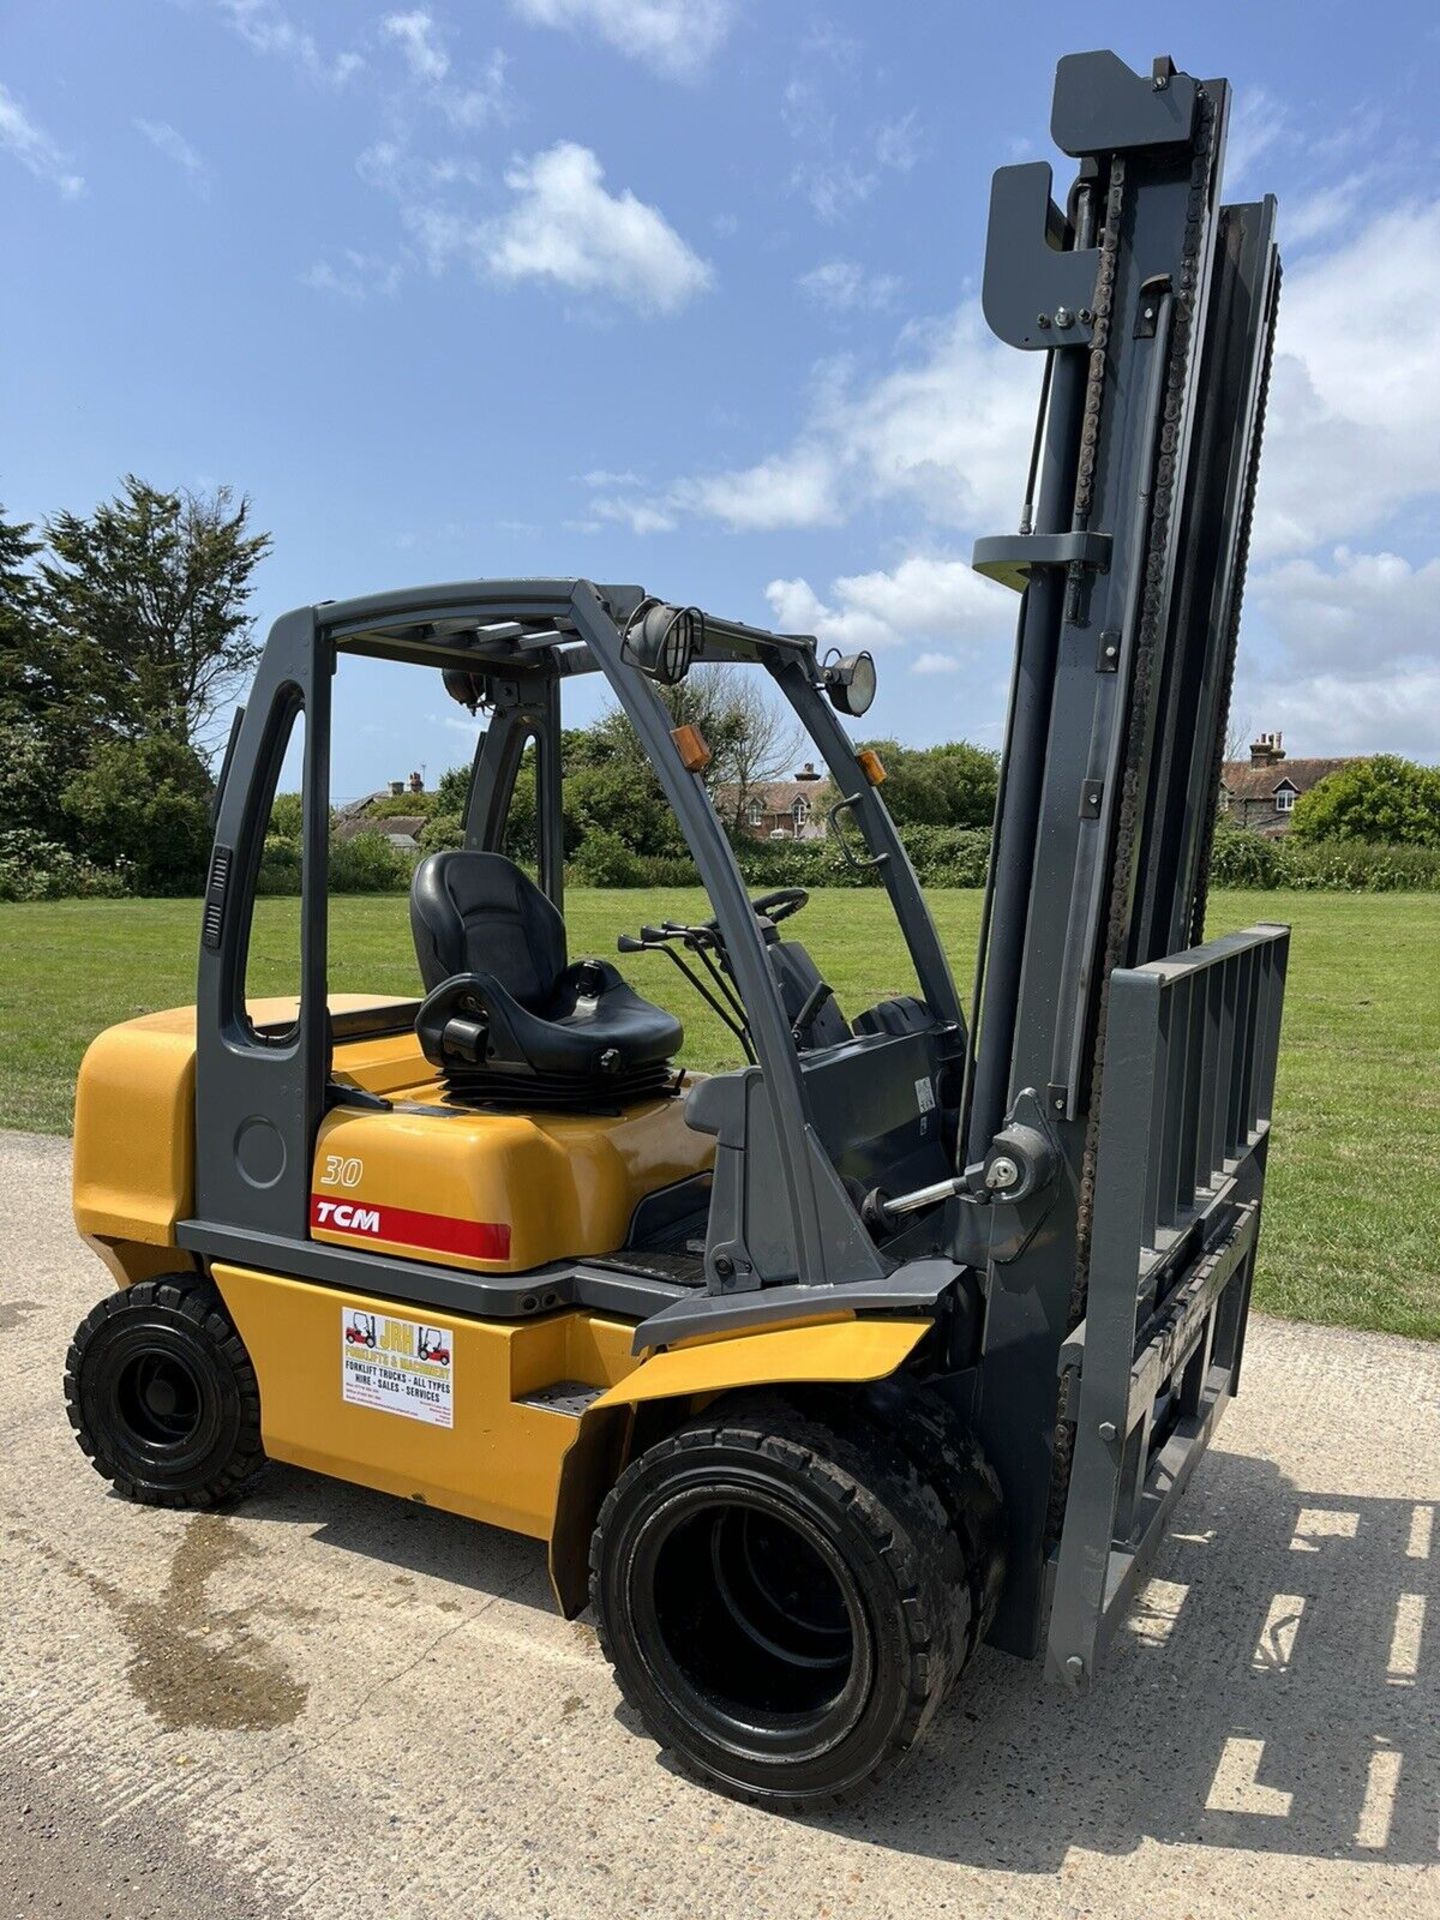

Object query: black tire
[853,1378,1007,1673]
[64,1277,265,1507]
[589,1394,978,1807]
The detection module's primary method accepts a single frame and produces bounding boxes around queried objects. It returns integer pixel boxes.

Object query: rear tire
[589,1394,978,1807]
[64,1277,265,1507]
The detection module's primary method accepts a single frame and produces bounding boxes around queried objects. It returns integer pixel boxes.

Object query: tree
[41,476,271,751]
[61,735,215,894]
[856,739,999,829]
[1289,755,1440,848]
[0,503,83,839]
[435,763,474,815]
[0,504,44,720]
[696,666,801,831]
[585,664,800,827]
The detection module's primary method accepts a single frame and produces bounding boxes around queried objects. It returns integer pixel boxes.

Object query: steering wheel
[749,887,809,925]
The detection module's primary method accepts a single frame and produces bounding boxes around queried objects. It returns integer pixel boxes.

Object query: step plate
[518,1379,606,1418]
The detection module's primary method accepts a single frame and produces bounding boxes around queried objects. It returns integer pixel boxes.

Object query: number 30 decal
[321,1155,364,1189]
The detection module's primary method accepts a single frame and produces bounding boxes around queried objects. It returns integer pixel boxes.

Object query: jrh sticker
[341,1308,454,1428]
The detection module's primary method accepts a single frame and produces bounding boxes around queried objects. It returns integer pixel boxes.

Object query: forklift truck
[65,49,1286,1804]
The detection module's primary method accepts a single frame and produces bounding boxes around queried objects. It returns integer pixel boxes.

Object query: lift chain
[1072,158,1126,530]
[1187,261,1281,947]
[1047,86,1220,1544]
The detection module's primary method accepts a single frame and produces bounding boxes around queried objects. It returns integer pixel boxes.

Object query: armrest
[416,971,530,1075]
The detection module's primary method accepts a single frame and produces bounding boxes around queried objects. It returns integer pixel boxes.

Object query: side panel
[309,1093,713,1274]
[73,1009,196,1249]
[71,995,424,1275]
[214,1266,639,1538]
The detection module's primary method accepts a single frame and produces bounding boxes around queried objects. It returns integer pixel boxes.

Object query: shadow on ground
[238,1446,1437,1875]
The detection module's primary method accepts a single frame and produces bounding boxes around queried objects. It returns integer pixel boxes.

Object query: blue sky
[3,0,1437,797]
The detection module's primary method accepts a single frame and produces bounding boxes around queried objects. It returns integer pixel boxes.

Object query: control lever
[790,978,834,1047]
[617,925,755,1063]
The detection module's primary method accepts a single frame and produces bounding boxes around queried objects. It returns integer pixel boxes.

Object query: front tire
[590,1395,975,1807]
[64,1277,265,1507]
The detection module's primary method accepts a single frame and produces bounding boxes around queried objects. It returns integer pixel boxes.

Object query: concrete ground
[2,1130,1436,1920]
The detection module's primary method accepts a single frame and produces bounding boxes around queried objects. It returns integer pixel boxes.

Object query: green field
[2,889,1436,1339]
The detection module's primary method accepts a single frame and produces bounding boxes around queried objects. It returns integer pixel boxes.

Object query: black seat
[410,851,683,1100]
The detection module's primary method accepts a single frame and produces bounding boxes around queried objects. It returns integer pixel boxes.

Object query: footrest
[517,1380,606,1417]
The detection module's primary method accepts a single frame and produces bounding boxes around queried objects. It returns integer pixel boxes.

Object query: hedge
[256,830,419,895]
[0,830,127,902]
[12,819,1437,902]
[1208,825,1440,892]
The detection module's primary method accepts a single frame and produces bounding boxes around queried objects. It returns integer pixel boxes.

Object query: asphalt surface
[3,1128,1436,1919]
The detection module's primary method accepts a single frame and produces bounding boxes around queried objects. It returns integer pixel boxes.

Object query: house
[1218,733,1357,836]
[723,762,833,841]
[332,771,429,851]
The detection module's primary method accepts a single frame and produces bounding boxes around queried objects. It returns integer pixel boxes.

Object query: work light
[622,601,700,685]
[823,650,876,717]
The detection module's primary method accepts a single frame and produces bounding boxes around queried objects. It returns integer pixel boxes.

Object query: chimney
[795,761,821,782]
[389,779,404,796]
[1249,731,1286,768]
[408,770,424,793]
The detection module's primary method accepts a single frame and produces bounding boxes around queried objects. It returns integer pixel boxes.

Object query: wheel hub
[116,1350,203,1448]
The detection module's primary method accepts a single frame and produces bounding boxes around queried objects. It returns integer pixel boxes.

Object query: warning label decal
[341,1308,454,1428]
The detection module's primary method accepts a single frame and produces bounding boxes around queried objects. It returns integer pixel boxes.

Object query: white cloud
[766,555,1013,658]
[380,12,511,128]
[660,299,1037,533]
[0,83,83,199]
[875,110,921,173]
[792,157,875,224]
[301,249,403,300]
[509,0,736,80]
[1281,169,1378,249]
[586,496,678,535]
[382,9,450,82]
[1256,204,1440,558]
[357,138,484,199]
[216,0,362,86]
[781,76,833,145]
[675,446,842,531]
[651,200,1435,566]
[796,259,900,314]
[1253,547,1440,673]
[482,142,712,314]
[134,119,209,189]
[1224,86,1287,190]
[1236,547,1440,760]
[1232,662,1440,762]
[402,201,481,274]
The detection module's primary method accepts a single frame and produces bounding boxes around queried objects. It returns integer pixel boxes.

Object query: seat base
[434,1060,682,1114]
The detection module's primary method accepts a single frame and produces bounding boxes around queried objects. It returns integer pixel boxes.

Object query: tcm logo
[314,1199,381,1234]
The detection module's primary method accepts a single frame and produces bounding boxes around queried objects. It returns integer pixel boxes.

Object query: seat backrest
[410,851,567,1006]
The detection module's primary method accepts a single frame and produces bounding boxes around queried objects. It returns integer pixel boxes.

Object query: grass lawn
[2,888,1436,1340]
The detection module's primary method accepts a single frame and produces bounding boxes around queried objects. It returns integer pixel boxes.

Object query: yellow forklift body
[310,1090,711,1275]
[73,995,713,1284]
[73,1005,198,1256]
[211,1261,931,1553]
[214,1266,638,1537]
